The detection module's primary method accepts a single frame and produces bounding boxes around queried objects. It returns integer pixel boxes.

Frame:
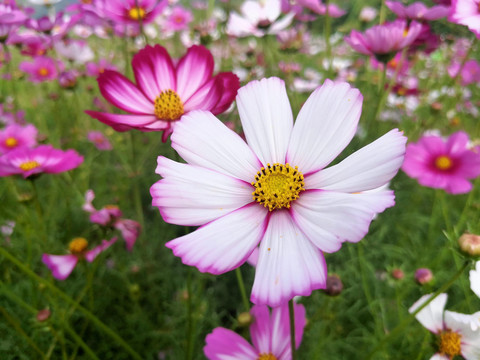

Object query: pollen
[154,90,184,121]
[435,155,453,171]
[5,137,18,148]
[252,163,305,211]
[128,6,146,21]
[257,353,277,360]
[438,330,461,358]
[19,160,40,171]
[38,67,49,77]
[69,237,89,255]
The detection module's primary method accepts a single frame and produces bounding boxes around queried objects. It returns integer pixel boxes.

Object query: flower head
[402,131,480,194]
[166,6,193,31]
[86,44,240,141]
[386,1,450,21]
[103,0,167,25]
[150,77,406,306]
[204,302,306,359]
[0,123,37,154]
[449,0,480,39]
[18,56,63,83]
[87,131,112,151]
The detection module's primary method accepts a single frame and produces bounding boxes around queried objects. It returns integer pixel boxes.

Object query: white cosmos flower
[150,77,406,307]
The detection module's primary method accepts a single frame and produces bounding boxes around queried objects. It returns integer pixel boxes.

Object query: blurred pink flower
[449,0,480,39]
[85,59,117,78]
[0,145,83,178]
[448,59,480,85]
[18,56,63,83]
[103,0,167,25]
[85,44,240,141]
[58,69,80,89]
[402,131,480,194]
[0,2,27,25]
[166,6,193,31]
[415,268,433,284]
[386,1,450,21]
[0,123,37,154]
[87,130,112,150]
[204,302,306,359]
[42,237,117,280]
[297,0,346,17]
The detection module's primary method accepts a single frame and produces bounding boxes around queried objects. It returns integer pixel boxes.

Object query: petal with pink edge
[444,311,480,359]
[172,110,262,183]
[85,111,163,130]
[236,77,293,165]
[251,211,327,307]
[250,305,273,354]
[271,302,306,359]
[210,73,240,115]
[183,77,222,113]
[409,293,447,334]
[166,204,268,275]
[286,80,363,175]
[151,156,253,226]
[85,237,118,262]
[42,254,78,281]
[204,327,258,360]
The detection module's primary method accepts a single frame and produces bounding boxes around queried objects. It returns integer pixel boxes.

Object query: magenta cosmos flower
[18,56,62,83]
[85,44,240,141]
[150,77,406,306]
[103,0,166,24]
[386,1,450,21]
[345,20,422,62]
[0,123,37,154]
[0,145,83,178]
[402,131,480,194]
[204,302,306,359]
[449,0,480,38]
[42,237,117,280]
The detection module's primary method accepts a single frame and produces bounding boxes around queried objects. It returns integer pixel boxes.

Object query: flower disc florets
[154,90,184,121]
[257,353,277,360]
[19,160,40,171]
[69,237,88,255]
[128,6,146,21]
[438,330,461,358]
[252,163,305,211]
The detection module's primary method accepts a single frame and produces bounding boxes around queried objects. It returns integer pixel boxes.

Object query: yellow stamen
[403,28,409,37]
[38,68,49,76]
[19,160,40,171]
[252,163,305,211]
[69,237,88,255]
[438,331,461,358]
[435,155,453,171]
[257,354,277,360]
[154,90,184,121]
[5,137,18,148]
[128,6,146,21]
[105,204,119,210]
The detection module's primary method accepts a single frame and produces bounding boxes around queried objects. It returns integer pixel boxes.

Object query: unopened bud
[237,312,253,327]
[36,309,51,322]
[325,274,343,296]
[458,233,480,256]
[391,268,404,280]
[415,268,433,285]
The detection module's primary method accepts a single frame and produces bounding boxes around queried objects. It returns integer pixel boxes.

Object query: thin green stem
[379,0,387,24]
[0,246,143,360]
[185,269,194,360]
[64,324,100,360]
[129,132,145,235]
[324,0,332,78]
[288,299,297,360]
[235,267,250,312]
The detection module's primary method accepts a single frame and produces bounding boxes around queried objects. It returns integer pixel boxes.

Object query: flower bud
[415,268,433,285]
[237,312,253,327]
[325,274,343,296]
[36,309,51,322]
[391,268,405,280]
[458,233,480,257]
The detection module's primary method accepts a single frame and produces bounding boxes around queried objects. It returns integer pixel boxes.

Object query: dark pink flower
[0,2,27,25]
[0,123,37,154]
[204,302,306,359]
[0,145,83,178]
[85,44,240,141]
[166,6,193,31]
[42,237,117,280]
[386,1,450,21]
[18,56,63,83]
[449,0,480,39]
[103,0,167,25]
[402,132,480,194]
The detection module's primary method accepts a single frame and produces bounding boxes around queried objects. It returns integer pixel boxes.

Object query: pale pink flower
[449,0,480,39]
[297,0,346,18]
[386,1,450,21]
[448,59,480,85]
[0,123,37,154]
[103,0,167,25]
[402,132,480,194]
[18,56,62,83]
[166,6,192,31]
[204,302,306,359]
[359,7,378,22]
[410,293,480,359]
[87,131,112,151]
[54,39,94,65]
[150,77,406,306]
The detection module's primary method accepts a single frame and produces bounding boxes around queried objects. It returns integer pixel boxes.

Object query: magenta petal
[85,237,118,262]
[42,254,78,280]
[85,111,164,131]
[209,72,241,115]
[204,327,258,359]
[114,219,141,251]
[183,77,222,113]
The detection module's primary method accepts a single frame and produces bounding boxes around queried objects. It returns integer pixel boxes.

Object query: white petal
[151,156,253,226]
[306,129,406,192]
[409,293,447,334]
[251,211,327,307]
[171,110,262,183]
[286,80,363,174]
[290,189,395,253]
[430,354,449,360]
[165,204,268,275]
[444,311,480,360]
[470,261,480,299]
[236,77,294,165]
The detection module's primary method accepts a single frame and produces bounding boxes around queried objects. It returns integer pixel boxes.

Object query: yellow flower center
[105,204,119,210]
[5,137,18,148]
[38,67,49,76]
[435,155,453,171]
[69,237,89,255]
[154,90,184,121]
[258,354,277,360]
[128,6,146,21]
[19,160,40,171]
[438,330,461,358]
[403,28,408,37]
[252,163,305,211]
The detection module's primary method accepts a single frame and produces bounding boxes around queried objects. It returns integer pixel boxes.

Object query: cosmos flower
[166,6,193,32]
[42,237,117,280]
[18,56,63,83]
[0,123,37,154]
[87,131,112,151]
[85,44,239,141]
[402,131,480,194]
[447,59,480,85]
[204,302,306,359]
[409,293,480,359]
[386,1,450,21]
[0,145,83,178]
[102,0,167,25]
[150,77,406,306]
[470,261,480,298]
[85,59,117,78]
[449,0,480,39]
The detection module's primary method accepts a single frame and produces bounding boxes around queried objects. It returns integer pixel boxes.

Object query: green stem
[0,246,143,360]
[185,269,194,360]
[363,261,470,360]
[379,0,387,24]
[288,299,297,360]
[324,0,332,78]
[129,132,145,235]
[235,267,250,312]
[64,324,100,360]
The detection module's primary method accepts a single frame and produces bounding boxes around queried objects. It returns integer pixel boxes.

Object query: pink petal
[209,72,241,114]
[165,204,268,275]
[204,327,258,359]
[85,111,164,131]
[114,219,140,251]
[183,77,222,113]
[42,254,78,280]
[85,237,118,262]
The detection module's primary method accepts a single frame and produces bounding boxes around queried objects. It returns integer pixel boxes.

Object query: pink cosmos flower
[166,6,193,31]
[87,130,112,150]
[409,293,480,359]
[85,59,117,78]
[42,237,117,280]
[103,0,167,25]
[0,145,83,178]
[448,59,480,85]
[18,56,62,83]
[296,0,346,18]
[0,123,37,154]
[345,20,422,62]
[204,302,306,359]
[0,2,27,25]
[449,0,480,39]
[386,1,450,21]
[150,77,406,306]
[402,131,480,194]
[83,190,140,251]
[85,44,240,141]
